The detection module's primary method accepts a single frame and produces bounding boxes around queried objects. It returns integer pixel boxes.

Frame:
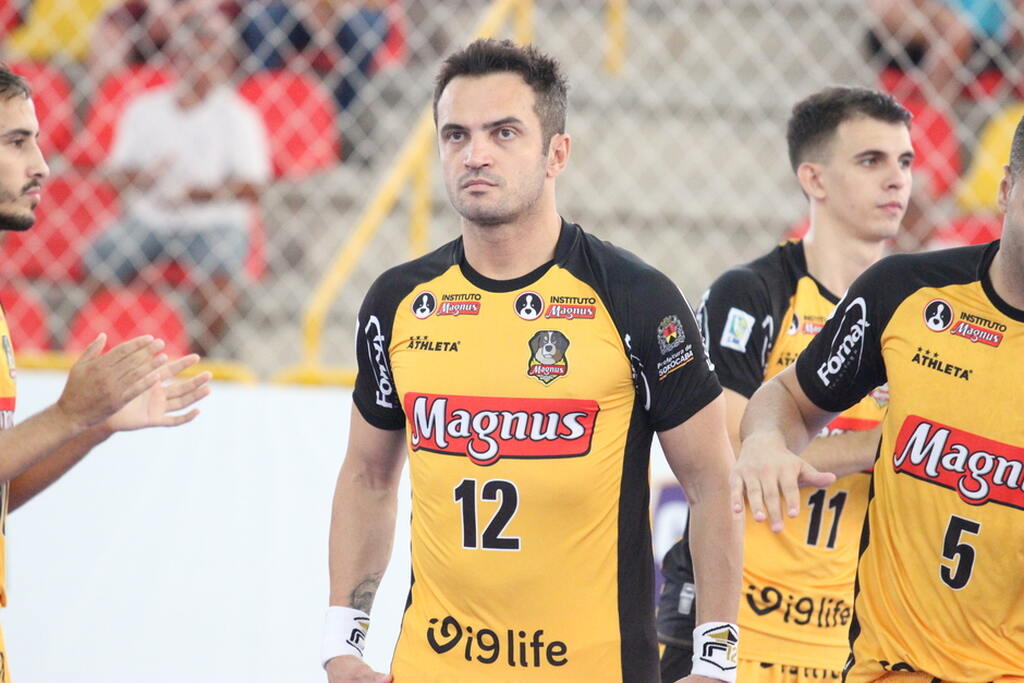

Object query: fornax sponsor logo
[404,393,599,466]
[893,415,1024,509]
[816,297,869,387]
[363,315,394,408]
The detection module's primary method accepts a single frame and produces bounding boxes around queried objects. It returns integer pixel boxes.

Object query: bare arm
[8,355,210,511]
[732,365,838,531]
[660,395,743,629]
[801,424,882,480]
[325,405,405,682]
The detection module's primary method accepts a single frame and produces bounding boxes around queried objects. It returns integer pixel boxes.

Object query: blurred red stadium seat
[68,64,174,168]
[879,65,1008,101]
[66,287,190,357]
[10,60,73,156]
[903,98,961,198]
[238,70,339,177]
[0,282,50,350]
[374,1,408,71]
[931,213,1002,248]
[0,171,119,282]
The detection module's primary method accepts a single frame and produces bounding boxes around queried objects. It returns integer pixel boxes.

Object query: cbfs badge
[657,315,685,354]
[527,330,569,384]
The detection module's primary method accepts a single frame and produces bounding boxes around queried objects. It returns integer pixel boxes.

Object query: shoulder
[707,242,796,302]
[572,229,678,293]
[856,243,988,300]
[362,239,461,308]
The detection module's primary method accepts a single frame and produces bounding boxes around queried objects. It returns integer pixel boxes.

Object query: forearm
[9,423,113,511]
[687,480,743,625]
[800,425,882,479]
[328,459,399,611]
[0,404,88,486]
[740,376,829,455]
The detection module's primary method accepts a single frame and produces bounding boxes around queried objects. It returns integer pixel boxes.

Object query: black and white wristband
[320,606,370,670]
[690,622,739,682]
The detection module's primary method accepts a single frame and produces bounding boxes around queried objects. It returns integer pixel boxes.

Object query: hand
[675,676,730,683]
[325,655,392,682]
[730,433,835,532]
[56,335,171,432]
[105,354,212,432]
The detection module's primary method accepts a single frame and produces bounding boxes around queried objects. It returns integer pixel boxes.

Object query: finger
[780,469,803,519]
[729,470,746,515]
[799,462,837,489]
[160,354,201,380]
[741,472,768,524]
[165,383,212,412]
[77,333,107,362]
[760,475,786,532]
[165,372,212,401]
[105,335,159,367]
[157,408,200,427]
[120,368,166,405]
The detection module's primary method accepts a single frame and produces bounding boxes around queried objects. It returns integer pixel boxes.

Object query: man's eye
[498,128,516,139]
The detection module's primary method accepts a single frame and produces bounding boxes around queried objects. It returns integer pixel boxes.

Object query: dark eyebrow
[854,149,885,159]
[439,123,467,137]
[483,117,524,130]
[0,128,35,140]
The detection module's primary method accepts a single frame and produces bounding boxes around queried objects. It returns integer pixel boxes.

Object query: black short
[656,537,698,682]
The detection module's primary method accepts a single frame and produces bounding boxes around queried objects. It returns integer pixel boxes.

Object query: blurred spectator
[82,8,271,356]
[867,0,1022,105]
[239,0,389,111]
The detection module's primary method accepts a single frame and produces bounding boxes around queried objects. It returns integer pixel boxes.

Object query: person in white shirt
[83,8,271,356]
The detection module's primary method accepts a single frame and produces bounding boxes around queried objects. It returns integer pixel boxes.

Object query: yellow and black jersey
[0,302,14,609]
[660,241,884,671]
[795,241,1024,681]
[352,220,721,682]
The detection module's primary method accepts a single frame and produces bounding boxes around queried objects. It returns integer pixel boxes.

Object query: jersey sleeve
[696,267,774,399]
[626,268,722,432]
[352,273,406,430]
[795,260,895,413]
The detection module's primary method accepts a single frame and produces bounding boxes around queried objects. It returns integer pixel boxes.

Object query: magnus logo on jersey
[405,393,599,466]
[911,347,972,380]
[893,415,1024,509]
[949,311,1005,347]
[439,293,482,316]
[527,330,569,384]
[816,297,869,387]
[515,291,544,321]
[544,295,597,320]
[425,615,568,668]
[412,291,437,319]
[363,315,394,408]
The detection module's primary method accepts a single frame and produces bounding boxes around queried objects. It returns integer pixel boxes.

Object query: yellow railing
[274,0,536,385]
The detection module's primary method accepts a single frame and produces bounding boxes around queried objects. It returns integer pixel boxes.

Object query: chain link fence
[0,0,1019,378]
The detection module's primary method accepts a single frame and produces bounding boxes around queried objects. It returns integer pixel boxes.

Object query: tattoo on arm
[350,572,384,613]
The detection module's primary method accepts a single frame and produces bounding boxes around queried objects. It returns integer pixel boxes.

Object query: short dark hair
[1009,115,1024,178]
[0,63,31,101]
[787,86,910,172]
[433,39,568,149]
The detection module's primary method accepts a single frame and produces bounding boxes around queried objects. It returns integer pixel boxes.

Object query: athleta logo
[816,297,869,387]
[911,347,971,381]
[426,615,568,668]
[363,315,394,408]
[405,393,599,466]
[892,415,1024,509]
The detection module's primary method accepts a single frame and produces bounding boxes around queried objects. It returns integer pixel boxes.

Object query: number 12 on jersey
[454,479,521,551]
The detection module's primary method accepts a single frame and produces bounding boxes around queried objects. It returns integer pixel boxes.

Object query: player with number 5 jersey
[733,116,1024,680]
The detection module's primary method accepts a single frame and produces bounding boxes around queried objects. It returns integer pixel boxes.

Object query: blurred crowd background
[0,0,1020,381]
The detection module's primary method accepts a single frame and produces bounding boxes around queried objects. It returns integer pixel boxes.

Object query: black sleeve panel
[696,266,777,399]
[352,243,459,430]
[570,232,722,433]
[795,245,986,413]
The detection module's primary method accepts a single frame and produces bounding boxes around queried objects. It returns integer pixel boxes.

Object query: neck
[461,198,562,281]
[988,233,1024,310]
[176,80,214,108]
[802,208,887,297]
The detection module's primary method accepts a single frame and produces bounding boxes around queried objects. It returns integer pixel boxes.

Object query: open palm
[106,355,212,432]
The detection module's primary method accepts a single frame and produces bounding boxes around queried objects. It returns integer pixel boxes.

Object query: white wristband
[321,606,370,669]
[690,622,739,682]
